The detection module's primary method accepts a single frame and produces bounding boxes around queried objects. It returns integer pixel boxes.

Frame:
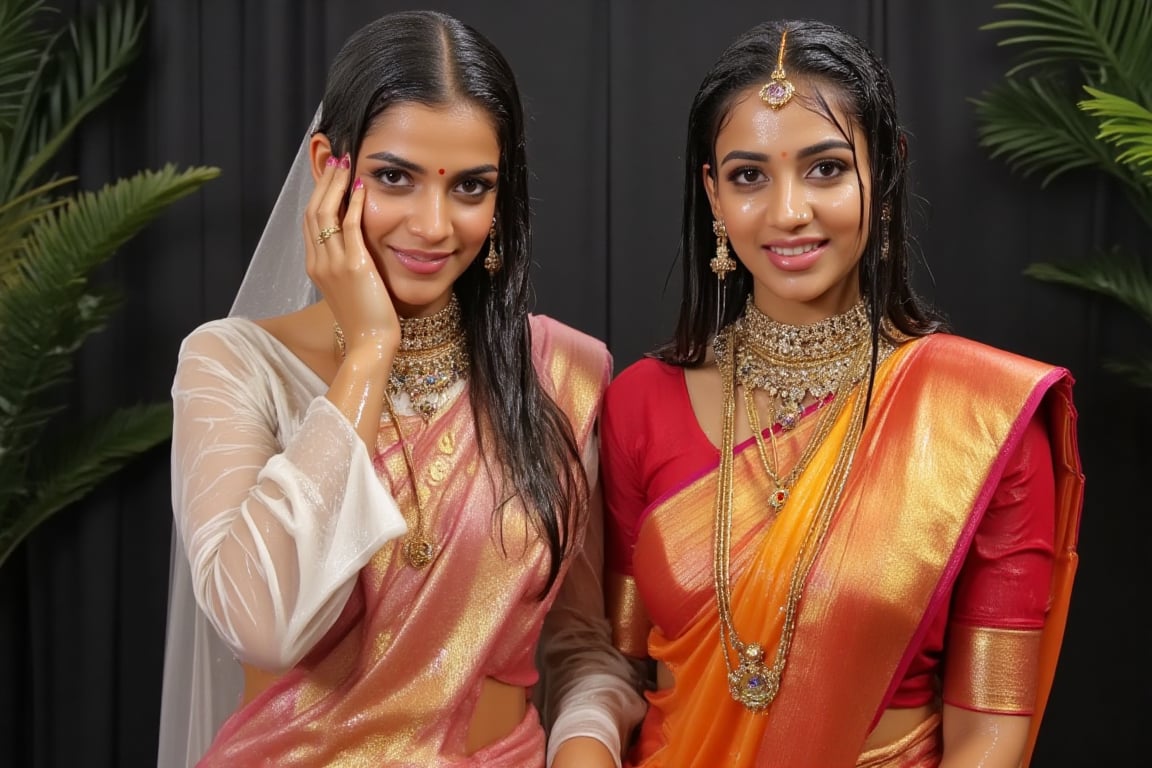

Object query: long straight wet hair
[315,11,585,595]
[656,19,945,368]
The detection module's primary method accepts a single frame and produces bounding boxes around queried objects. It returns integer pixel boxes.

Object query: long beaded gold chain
[381,396,435,569]
[713,330,872,712]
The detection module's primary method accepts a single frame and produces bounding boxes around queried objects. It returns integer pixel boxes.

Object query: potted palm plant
[0,0,219,567]
[973,0,1152,388]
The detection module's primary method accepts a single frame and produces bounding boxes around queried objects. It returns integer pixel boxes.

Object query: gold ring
[317,225,342,243]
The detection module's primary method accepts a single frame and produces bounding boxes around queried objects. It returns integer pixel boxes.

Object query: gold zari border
[606,572,651,658]
[943,624,1042,714]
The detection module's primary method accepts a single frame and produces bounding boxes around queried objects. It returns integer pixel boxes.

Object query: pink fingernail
[339,154,351,169]
[353,177,364,191]
[326,156,338,167]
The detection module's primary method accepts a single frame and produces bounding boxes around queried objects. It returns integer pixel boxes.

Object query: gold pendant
[402,536,434,569]
[727,643,780,712]
[768,487,789,510]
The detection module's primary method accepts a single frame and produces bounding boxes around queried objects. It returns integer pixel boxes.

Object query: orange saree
[605,334,1082,768]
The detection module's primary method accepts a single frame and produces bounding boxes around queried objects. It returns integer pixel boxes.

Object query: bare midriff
[655,661,934,753]
[241,666,525,755]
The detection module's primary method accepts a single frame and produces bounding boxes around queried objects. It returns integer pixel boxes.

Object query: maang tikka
[759,29,795,110]
[711,219,736,280]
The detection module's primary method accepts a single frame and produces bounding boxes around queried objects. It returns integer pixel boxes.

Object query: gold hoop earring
[880,203,892,262]
[484,221,501,274]
[711,220,736,280]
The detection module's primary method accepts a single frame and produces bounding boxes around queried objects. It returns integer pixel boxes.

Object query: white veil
[157,107,321,767]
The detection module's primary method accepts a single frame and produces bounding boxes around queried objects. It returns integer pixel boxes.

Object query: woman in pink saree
[158,11,644,767]
[597,19,1083,768]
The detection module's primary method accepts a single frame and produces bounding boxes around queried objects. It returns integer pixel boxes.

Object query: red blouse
[601,357,1055,710]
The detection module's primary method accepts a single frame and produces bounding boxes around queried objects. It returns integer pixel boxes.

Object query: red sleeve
[600,363,651,577]
[892,405,1057,708]
[950,407,1056,630]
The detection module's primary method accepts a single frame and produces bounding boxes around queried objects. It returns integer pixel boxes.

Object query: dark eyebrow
[366,152,422,173]
[364,153,498,179]
[456,164,499,177]
[720,150,770,165]
[797,140,853,159]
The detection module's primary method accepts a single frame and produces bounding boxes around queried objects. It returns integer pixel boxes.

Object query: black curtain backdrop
[0,1,1145,766]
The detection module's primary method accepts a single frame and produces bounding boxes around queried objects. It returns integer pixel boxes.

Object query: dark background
[1,1,1146,766]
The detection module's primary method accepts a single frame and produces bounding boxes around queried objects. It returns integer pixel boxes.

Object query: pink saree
[197,316,609,767]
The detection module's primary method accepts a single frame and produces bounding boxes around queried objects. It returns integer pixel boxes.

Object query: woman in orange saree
[158,11,644,767]
[598,19,1083,768]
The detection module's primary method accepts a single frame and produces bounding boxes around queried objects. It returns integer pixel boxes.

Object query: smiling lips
[764,240,827,272]
[392,247,453,275]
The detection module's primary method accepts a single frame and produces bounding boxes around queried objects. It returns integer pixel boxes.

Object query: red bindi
[781,151,788,158]
[438,168,445,175]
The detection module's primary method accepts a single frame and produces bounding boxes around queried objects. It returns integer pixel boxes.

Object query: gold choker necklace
[714,297,885,430]
[389,294,469,420]
[332,294,470,420]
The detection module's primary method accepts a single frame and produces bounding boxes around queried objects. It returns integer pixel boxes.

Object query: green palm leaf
[984,0,1152,103]
[1024,250,1152,326]
[972,77,1149,209]
[0,0,220,568]
[1079,86,1152,176]
[0,402,172,568]
[0,0,50,132]
[0,0,145,200]
[0,164,219,513]
[1103,359,1152,391]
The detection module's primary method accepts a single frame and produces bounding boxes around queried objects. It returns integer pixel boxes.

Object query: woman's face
[353,100,500,318]
[704,83,871,325]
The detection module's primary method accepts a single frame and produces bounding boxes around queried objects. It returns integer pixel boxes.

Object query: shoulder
[908,333,1069,394]
[605,356,683,406]
[176,317,317,391]
[179,317,268,362]
[529,314,611,391]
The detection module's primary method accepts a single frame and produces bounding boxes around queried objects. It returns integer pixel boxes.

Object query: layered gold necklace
[711,299,896,712]
[388,294,470,420]
[715,296,877,431]
[333,295,469,569]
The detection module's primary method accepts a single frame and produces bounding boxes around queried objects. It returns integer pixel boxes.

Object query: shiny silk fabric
[198,318,609,767]
[625,335,1082,768]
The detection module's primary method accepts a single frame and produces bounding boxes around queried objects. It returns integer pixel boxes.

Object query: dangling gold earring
[484,220,501,274]
[711,220,736,280]
[879,203,892,262]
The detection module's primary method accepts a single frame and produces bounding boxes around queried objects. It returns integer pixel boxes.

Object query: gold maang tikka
[759,30,795,110]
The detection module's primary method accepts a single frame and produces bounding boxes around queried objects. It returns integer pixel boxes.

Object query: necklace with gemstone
[715,297,881,431]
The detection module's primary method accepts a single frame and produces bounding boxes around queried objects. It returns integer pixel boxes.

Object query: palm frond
[1,0,146,200]
[1102,358,1152,390]
[0,176,75,275]
[0,0,51,133]
[1024,250,1152,326]
[1079,86,1152,177]
[0,402,172,569]
[973,77,1142,189]
[0,164,219,486]
[984,0,1152,103]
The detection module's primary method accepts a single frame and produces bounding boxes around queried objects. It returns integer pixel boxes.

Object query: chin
[384,277,460,317]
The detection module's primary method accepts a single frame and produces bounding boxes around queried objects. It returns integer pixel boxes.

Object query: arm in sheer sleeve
[171,324,407,671]
[540,437,648,767]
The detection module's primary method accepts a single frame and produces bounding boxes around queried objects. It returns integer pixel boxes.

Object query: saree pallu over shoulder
[198,317,610,767]
[530,314,613,450]
[626,334,1082,768]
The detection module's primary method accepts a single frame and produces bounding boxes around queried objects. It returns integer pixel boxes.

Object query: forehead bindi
[717,90,852,160]
[361,101,500,172]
